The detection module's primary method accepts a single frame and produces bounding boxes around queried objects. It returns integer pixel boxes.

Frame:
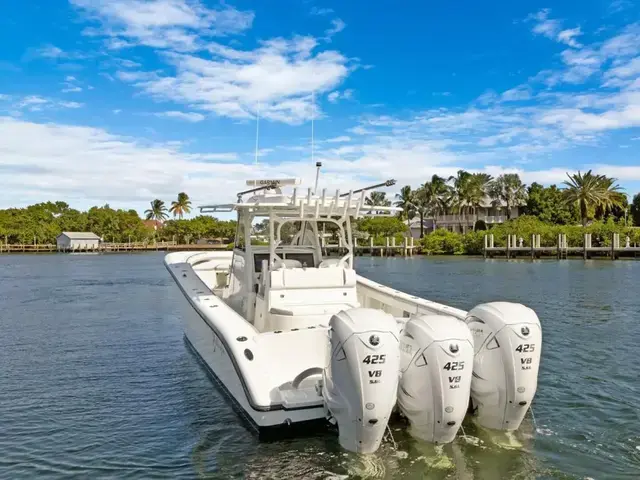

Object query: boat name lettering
[363,354,385,365]
[399,342,412,354]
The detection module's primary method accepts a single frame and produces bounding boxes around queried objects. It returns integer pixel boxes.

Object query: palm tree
[394,186,415,221]
[488,174,527,220]
[447,171,492,224]
[145,199,169,222]
[423,175,450,218]
[170,192,192,219]
[366,192,391,207]
[562,170,625,226]
[410,186,430,238]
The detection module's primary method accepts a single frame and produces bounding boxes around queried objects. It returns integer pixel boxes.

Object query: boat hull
[168,260,327,431]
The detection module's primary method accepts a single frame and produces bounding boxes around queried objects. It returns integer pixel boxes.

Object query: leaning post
[583,233,588,260]
[532,234,536,260]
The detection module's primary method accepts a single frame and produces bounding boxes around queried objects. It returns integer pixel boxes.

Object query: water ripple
[1,254,639,479]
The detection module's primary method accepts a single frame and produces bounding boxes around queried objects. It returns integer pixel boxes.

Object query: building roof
[404,218,434,228]
[143,219,164,230]
[57,232,101,240]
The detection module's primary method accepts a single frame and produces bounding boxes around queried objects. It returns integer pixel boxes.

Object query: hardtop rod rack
[339,179,396,197]
[198,178,399,214]
[236,182,280,202]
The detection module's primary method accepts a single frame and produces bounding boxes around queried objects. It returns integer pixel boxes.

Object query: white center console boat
[165,176,542,454]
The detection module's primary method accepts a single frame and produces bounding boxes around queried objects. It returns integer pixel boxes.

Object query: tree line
[1,172,638,246]
[0,192,236,245]
[364,170,639,237]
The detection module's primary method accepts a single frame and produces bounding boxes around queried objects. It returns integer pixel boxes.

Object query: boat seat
[273,258,303,269]
[266,302,355,330]
[318,258,341,268]
[269,303,355,317]
[270,266,355,290]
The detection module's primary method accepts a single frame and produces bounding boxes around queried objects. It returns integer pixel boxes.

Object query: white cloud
[530,9,561,39]
[35,44,66,59]
[68,0,354,125]
[525,21,640,87]
[605,56,640,84]
[310,7,334,16]
[59,101,84,109]
[71,0,255,52]
[557,28,583,48]
[323,18,346,41]
[117,36,351,124]
[0,95,85,113]
[501,85,532,102]
[155,110,205,122]
[327,88,354,103]
[0,116,245,210]
[18,96,49,108]
[326,136,351,143]
[32,44,91,61]
[116,58,141,68]
[61,75,87,93]
[2,116,639,214]
[528,9,582,48]
[600,23,640,57]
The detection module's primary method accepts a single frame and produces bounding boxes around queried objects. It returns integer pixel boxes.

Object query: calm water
[1,253,639,479]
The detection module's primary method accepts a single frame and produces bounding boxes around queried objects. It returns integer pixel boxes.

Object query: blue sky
[1,0,640,216]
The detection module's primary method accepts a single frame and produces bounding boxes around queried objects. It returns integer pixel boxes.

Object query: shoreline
[2,250,638,261]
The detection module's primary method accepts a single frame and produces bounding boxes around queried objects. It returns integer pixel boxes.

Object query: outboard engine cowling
[397,314,474,444]
[322,308,400,454]
[465,302,542,431]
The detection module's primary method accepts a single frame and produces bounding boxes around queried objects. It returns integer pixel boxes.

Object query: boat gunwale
[165,251,469,418]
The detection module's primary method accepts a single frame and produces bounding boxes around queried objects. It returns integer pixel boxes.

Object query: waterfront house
[432,197,521,233]
[56,232,102,251]
[405,197,523,237]
[405,218,435,239]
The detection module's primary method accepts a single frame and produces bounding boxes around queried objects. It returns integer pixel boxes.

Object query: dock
[0,236,418,256]
[0,241,229,254]
[322,236,417,256]
[484,233,640,260]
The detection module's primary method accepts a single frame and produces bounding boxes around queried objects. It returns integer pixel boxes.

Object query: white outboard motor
[322,308,400,454]
[396,314,474,444]
[465,302,542,431]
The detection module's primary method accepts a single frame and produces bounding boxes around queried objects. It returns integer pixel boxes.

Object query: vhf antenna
[254,104,260,165]
[311,90,315,167]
